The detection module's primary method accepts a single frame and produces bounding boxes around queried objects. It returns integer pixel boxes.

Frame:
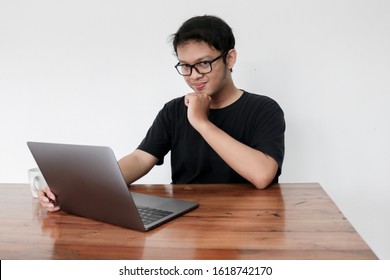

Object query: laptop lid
[27,142,198,231]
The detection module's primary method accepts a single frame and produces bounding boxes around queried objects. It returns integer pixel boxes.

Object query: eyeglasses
[174,52,227,76]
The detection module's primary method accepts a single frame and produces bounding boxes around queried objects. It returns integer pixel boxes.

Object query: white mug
[28,167,48,198]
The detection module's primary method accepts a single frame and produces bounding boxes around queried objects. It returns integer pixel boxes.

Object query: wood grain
[0,183,377,259]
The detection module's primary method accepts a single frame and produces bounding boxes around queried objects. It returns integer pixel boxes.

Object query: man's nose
[190,67,204,79]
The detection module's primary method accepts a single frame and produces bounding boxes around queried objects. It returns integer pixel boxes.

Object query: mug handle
[29,175,40,198]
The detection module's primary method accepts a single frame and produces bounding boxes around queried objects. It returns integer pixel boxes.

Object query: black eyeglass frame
[174,51,228,76]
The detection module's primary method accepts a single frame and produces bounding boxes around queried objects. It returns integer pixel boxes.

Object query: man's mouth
[193,82,206,92]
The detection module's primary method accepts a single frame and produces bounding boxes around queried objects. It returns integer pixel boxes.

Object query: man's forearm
[196,121,278,189]
[118,149,158,185]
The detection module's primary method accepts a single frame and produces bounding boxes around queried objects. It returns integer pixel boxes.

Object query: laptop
[27,141,198,231]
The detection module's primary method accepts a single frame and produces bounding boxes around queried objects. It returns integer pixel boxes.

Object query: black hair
[172,15,235,56]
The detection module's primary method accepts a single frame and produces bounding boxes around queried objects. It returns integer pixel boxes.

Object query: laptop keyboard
[137,206,173,225]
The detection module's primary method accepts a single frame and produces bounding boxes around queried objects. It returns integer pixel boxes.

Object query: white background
[1,0,389,259]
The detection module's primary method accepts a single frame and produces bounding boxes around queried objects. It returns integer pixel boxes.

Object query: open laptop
[27,141,198,231]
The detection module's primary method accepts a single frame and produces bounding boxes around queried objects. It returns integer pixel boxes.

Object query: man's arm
[197,122,278,189]
[185,93,278,189]
[118,149,158,185]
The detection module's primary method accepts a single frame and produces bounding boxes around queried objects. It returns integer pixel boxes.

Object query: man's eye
[197,61,210,67]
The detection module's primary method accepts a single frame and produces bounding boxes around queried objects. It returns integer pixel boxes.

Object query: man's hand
[184,93,211,130]
[38,187,60,212]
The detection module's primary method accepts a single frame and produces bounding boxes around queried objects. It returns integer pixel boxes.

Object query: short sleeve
[250,97,285,177]
[137,104,173,165]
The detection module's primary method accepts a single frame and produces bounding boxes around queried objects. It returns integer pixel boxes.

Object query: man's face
[176,41,230,97]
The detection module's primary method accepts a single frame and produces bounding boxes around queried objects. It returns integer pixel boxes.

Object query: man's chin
[194,89,213,96]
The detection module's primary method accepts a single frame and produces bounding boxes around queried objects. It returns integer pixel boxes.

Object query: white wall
[1,0,389,259]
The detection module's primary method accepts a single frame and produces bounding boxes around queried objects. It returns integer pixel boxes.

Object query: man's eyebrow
[178,55,213,64]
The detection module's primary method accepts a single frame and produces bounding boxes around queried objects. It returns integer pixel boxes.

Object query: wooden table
[0,183,377,260]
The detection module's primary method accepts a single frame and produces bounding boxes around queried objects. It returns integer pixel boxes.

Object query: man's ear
[226,49,237,71]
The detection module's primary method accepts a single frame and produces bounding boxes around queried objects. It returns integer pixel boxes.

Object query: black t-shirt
[138,91,285,184]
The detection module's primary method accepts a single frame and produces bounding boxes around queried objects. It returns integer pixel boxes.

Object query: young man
[40,15,285,212]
